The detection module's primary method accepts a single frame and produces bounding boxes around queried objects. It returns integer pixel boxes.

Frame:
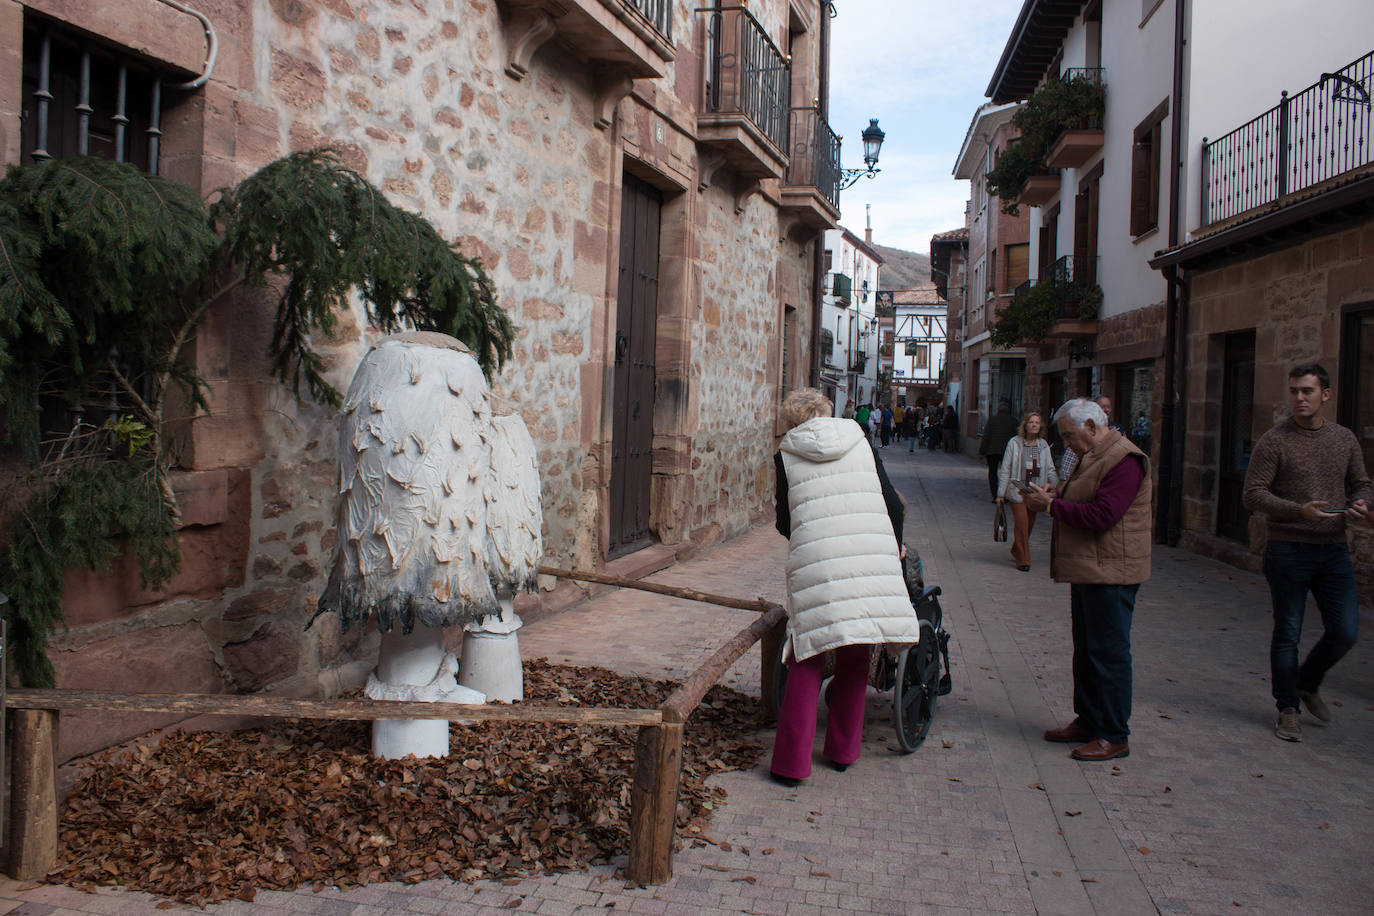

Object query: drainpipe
[1155,0,1187,545]
[809,6,832,390]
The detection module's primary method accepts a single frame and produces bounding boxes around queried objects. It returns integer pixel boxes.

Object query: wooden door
[609,175,662,558]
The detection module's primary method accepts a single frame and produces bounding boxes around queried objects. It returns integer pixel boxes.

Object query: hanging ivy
[0,149,514,686]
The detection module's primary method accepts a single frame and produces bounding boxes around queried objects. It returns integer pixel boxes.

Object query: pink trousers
[769,643,872,780]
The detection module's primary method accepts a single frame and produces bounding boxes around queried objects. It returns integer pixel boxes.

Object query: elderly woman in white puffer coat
[770,388,923,787]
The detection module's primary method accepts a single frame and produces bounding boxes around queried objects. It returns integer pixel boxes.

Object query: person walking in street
[854,403,870,433]
[1241,363,1374,743]
[942,405,958,452]
[893,403,906,443]
[1023,398,1151,762]
[880,404,894,447]
[979,400,1019,502]
[996,411,1058,572]
[769,388,920,786]
[903,404,920,452]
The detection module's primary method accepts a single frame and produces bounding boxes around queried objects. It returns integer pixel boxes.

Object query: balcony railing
[785,107,841,210]
[1059,67,1106,129]
[1201,49,1372,227]
[625,0,672,40]
[832,272,852,302]
[1045,255,1100,320]
[701,5,790,152]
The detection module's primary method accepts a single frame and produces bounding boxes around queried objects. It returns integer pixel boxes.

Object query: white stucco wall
[1025,0,1175,320]
[1181,0,1374,239]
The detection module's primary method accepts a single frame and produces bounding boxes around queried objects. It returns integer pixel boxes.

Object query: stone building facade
[1,0,843,759]
[952,102,1030,447]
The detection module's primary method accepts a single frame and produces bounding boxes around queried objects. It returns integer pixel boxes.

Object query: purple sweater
[1053,456,1146,532]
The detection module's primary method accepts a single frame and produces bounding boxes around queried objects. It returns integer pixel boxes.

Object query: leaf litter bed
[51,659,768,905]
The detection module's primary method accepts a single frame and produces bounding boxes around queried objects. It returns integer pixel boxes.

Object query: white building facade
[820,227,882,413]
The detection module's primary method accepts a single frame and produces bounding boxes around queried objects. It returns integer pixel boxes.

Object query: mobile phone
[1319,506,1351,514]
[1012,480,1031,493]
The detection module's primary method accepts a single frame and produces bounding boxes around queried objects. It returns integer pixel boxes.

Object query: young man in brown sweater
[1242,363,1374,742]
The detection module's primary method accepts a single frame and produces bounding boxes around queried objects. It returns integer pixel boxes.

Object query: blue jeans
[1070,583,1137,744]
[1262,541,1359,712]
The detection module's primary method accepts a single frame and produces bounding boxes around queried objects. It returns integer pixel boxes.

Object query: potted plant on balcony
[985,72,1106,213]
[989,277,1102,348]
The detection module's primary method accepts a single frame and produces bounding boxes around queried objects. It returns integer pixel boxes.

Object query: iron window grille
[625,0,672,41]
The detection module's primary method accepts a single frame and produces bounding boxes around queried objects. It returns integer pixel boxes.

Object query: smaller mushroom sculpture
[458,413,543,701]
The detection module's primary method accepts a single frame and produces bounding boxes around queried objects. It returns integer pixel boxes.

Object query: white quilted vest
[779,417,921,663]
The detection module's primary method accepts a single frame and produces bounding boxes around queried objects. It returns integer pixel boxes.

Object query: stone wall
[4,0,826,760]
[1180,220,1374,601]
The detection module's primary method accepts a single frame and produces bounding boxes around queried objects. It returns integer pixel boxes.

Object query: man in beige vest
[1024,398,1152,761]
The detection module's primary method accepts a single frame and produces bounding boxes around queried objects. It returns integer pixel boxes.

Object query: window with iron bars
[19,14,177,447]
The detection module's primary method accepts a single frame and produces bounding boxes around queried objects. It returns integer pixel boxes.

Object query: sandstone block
[224,623,301,691]
[52,622,224,762]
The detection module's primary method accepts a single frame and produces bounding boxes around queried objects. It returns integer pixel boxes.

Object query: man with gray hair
[1023,397,1152,761]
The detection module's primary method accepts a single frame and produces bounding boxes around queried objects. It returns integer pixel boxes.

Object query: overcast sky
[827,0,1025,255]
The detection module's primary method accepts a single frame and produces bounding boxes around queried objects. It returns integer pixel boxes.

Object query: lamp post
[838,118,885,190]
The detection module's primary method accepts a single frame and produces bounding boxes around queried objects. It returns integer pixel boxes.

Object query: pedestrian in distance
[1241,363,1374,743]
[979,400,1019,502]
[1096,395,1126,436]
[880,404,894,447]
[769,388,920,787]
[903,404,920,452]
[867,405,881,446]
[854,403,870,432]
[942,405,958,452]
[893,403,906,442]
[996,411,1058,572]
[1023,397,1151,762]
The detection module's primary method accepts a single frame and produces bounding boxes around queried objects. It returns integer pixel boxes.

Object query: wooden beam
[626,721,684,885]
[662,604,787,723]
[4,690,662,727]
[759,615,786,720]
[539,565,780,615]
[8,709,56,880]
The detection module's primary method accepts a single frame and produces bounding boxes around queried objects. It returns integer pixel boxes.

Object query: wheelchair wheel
[892,619,941,753]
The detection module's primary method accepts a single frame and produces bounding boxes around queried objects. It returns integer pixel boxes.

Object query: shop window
[1338,302,1374,474]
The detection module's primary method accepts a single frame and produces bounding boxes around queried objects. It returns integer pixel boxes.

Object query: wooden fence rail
[4,571,787,889]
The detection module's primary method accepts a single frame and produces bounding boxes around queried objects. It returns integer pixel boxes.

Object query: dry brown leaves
[50,659,766,905]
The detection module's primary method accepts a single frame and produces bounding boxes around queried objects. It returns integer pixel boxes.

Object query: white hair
[1053,397,1108,430]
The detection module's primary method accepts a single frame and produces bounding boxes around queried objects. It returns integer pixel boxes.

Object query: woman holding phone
[997,411,1059,571]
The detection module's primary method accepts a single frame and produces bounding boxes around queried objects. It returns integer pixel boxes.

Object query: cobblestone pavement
[3,442,1373,914]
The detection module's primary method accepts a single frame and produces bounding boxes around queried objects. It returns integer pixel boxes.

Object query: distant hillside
[872,244,932,292]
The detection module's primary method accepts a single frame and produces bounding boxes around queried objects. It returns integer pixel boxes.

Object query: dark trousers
[1262,540,1359,711]
[985,455,1000,498]
[880,425,891,446]
[1070,583,1137,744]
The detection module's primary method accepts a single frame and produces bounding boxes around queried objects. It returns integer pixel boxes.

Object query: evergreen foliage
[0,149,513,685]
[989,277,1102,350]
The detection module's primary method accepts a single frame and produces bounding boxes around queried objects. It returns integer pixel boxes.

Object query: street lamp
[838,118,885,190]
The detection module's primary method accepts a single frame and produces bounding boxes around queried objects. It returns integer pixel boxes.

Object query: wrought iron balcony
[496,0,674,85]
[786,108,841,202]
[626,0,672,40]
[1043,255,1101,328]
[697,5,790,181]
[1201,49,1372,227]
[1045,68,1106,168]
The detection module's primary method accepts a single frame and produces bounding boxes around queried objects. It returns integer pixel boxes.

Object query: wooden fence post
[8,708,57,880]
[626,719,684,885]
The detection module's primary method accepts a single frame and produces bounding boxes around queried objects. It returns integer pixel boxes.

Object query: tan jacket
[1051,430,1152,585]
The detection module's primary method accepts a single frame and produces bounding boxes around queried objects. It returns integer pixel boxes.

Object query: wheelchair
[771,550,952,753]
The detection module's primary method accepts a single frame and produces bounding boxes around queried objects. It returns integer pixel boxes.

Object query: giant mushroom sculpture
[317,331,537,758]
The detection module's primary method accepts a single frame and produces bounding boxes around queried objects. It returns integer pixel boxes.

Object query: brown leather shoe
[1043,722,1093,743]
[1070,738,1130,761]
